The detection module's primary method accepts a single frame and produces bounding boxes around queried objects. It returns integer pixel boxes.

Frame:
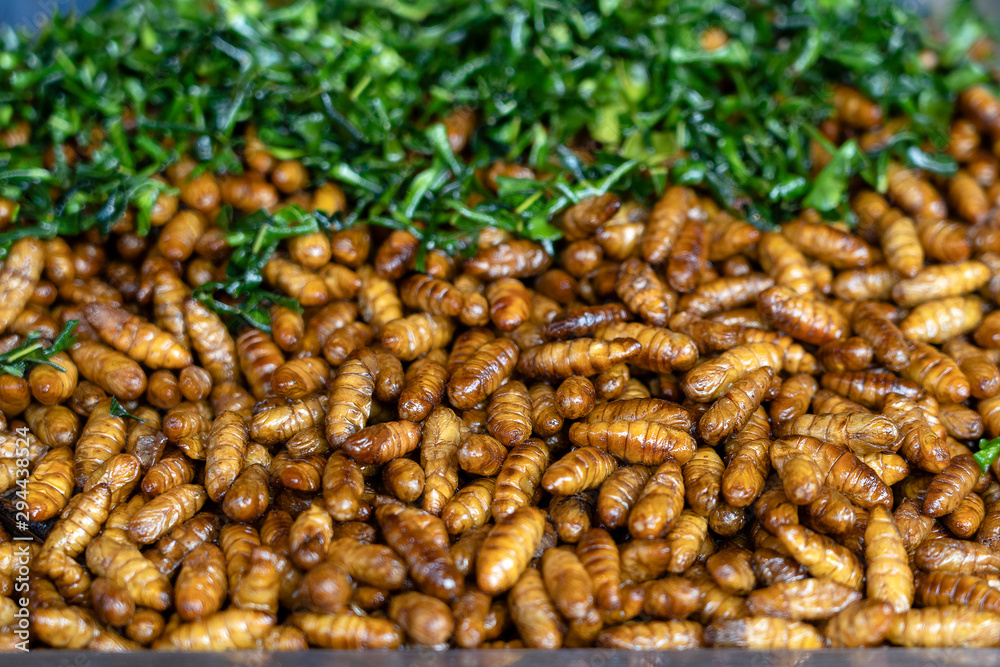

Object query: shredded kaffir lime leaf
[0,0,996,316]
[975,436,1000,473]
[109,397,147,421]
[0,320,78,377]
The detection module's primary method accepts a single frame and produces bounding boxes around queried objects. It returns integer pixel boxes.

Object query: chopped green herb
[974,436,1000,473]
[109,397,146,421]
[0,0,995,320]
[192,205,320,332]
[0,320,78,377]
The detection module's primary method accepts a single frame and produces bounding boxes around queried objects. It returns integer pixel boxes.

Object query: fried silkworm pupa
[698,366,773,446]
[705,616,824,649]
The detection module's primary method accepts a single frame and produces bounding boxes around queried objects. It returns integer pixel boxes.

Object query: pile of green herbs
[0,0,997,318]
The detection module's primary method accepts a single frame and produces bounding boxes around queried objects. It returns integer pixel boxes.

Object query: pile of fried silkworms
[2,85,1000,650]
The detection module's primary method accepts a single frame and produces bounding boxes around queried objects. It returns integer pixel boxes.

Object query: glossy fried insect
[628,461,685,539]
[205,410,248,502]
[780,412,899,455]
[29,351,78,405]
[755,231,816,296]
[342,421,421,465]
[319,321,371,365]
[901,341,971,404]
[885,162,947,221]
[145,513,220,577]
[325,347,377,446]
[388,592,455,647]
[706,616,823,649]
[570,419,696,466]
[684,342,784,402]
[816,337,873,373]
[555,375,596,420]
[85,453,141,506]
[832,265,894,302]
[586,396,694,431]
[464,239,552,280]
[491,438,549,520]
[923,454,981,518]
[616,258,674,326]
[914,571,1000,612]
[871,206,923,279]
[447,338,519,409]
[900,296,985,344]
[176,543,227,621]
[745,577,862,620]
[757,286,846,346]
[682,447,724,515]
[783,435,891,509]
[70,340,147,400]
[380,312,454,361]
[508,566,565,649]
[129,484,207,544]
[887,606,1000,647]
[698,366,773,445]
[484,380,531,447]
[770,374,818,425]
[782,217,875,268]
[420,406,462,515]
[395,349,447,422]
[326,537,406,589]
[540,447,616,498]
[776,524,864,590]
[74,398,128,487]
[914,537,1000,574]
[441,479,494,534]
[667,218,708,292]
[251,394,326,446]
[517,337,641,381]
[594,322,698,373]
[400,274,463,317]
[865,504,913,612]
[557,192,619,240]
[380,457,423,504]
[85,533,172,611]
[944,492,985,538]
[821,370,921,409]
[944,338,1000,399]
[477,506,546,595]
[680,273,775,318]
[456,433,506,477]
[27,447,75,521]
[720,407,772,508]
[290,612,401,649]
[767,440,822,506]
[893,260,991,307]
[541,545,596,624]
[823,600,894,648]
[595,464,651,530]
[373,229,418,280]
[0,237,44,332]
[881,392,949,473]
[527,382,562,437]
[376,503,464,601]
[38,484,111,564]
[642,186,695,266]
[850,302,910,372]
